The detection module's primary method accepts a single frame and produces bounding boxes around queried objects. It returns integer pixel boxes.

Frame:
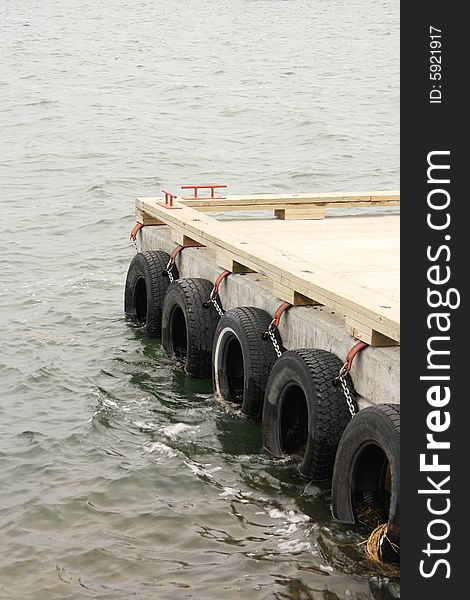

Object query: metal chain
[165,258,175,283]
[205,271,230,316]
[203,289,225,316]
[210,293,225,317]
[336,364,357,418]
[129,223,143,253]
[266,324,283,358]
[262,304,290,359]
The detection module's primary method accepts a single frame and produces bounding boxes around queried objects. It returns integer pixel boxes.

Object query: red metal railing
[158,189,181,209]
[180,184,227,200]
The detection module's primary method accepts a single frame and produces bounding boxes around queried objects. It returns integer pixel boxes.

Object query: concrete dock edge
[141,226,400,407]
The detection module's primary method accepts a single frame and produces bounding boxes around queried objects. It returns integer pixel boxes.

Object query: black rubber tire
[212,307,282,418]
[124,251,179,336]
[161,278,220,378]
[331,403,400,552]
[262,349,356,481]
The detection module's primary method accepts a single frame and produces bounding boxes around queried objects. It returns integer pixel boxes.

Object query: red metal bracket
[181,184,227,200]
[345,340,368,371]
[168,244,184,266]
[203,270,231,310]
[272,302,292,328]
[158,189,182,210]
[163,244,184,276]
[262,301,292,340]
[130,222,144,241]
[213,270,231,294]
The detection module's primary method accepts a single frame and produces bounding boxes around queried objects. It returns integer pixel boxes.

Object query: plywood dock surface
[227,215,399,297]
[135,193,400,346]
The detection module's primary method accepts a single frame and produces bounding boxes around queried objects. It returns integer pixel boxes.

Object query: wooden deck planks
[180,191,400,208]
[135,194,400,345]
[169,191,400,219]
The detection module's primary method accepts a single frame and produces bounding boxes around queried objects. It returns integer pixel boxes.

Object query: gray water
[0,1,399,598]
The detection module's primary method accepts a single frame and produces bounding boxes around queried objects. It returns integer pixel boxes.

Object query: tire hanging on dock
[162,278,220,378]
[331,403,400,560]
[212,307,282,418]
[262,348,356,481]
[124,251,179,336]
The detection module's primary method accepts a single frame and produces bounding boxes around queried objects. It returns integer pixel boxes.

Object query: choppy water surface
[0,1,399,598]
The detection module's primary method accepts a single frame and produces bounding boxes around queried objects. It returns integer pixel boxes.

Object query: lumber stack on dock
[135,191,400,347]
[178,191,399,220]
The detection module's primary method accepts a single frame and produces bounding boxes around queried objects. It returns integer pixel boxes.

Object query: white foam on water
[220,487,238,498]
[144,442,178,458]
[268,509,310,523]
[184,460,216,479]
[274,522,299,535]
[132,420,157,431]
[161,423,196,439]
[277,539,312,554]
[101,398,119,408]
[219,487,255,503]
[319,564,334,573]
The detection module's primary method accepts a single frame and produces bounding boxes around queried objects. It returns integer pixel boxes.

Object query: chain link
[205,271,230,316]
[336,364,357,418]
[130,223,143,253]
[164,258,175,282]
[210,294,225,317]
[205,289,225,316]
[266,323,283,358]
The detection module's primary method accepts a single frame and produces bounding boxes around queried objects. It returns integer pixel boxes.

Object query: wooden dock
[135,191,400,347]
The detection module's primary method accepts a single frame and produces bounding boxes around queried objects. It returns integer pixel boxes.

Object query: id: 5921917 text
[429,26,442,104]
